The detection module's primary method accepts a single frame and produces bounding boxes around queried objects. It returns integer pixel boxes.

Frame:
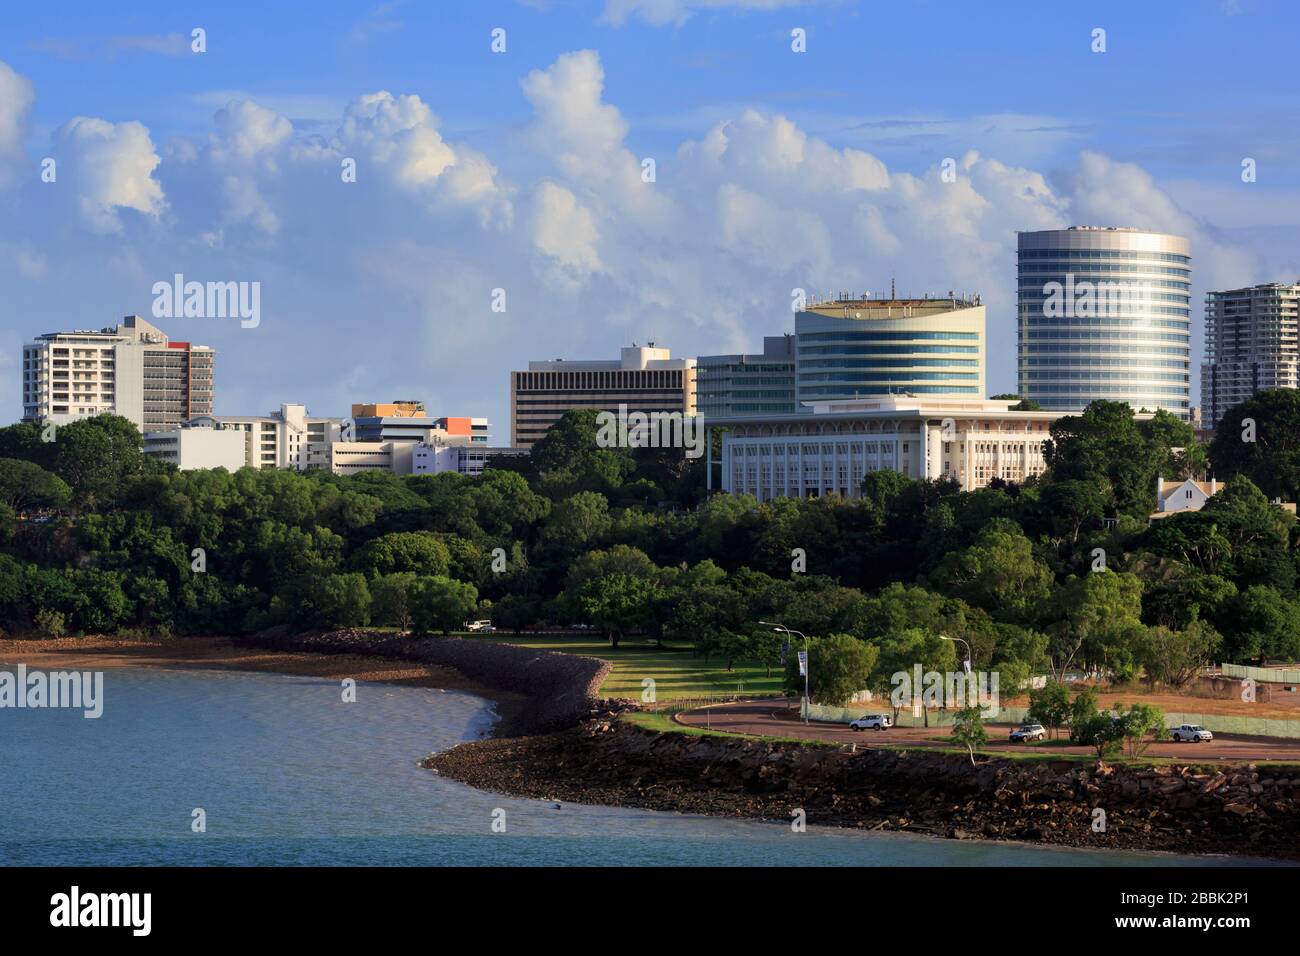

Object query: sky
[2,0,1299,433]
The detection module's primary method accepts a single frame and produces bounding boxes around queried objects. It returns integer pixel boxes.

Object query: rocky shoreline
[424,717,1300,860]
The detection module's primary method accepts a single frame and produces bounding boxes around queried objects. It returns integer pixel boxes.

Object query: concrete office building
[184,403,343,471]
[328,440,414,475]
[434,417,490,443]
[412,442,527,477]
[510,344,696,448]
[142,423,247,472]
[710,395,1060,500]
[1201,282,1300,428]
[794,294,985,405]
[349,413,491,445]
[1018,227,1192,419]
[697,335,796,418]
[22,315,214,431]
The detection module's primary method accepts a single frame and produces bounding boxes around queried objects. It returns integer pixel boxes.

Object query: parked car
[1170,724,1213,743]
[464,620,495,633]
[848,714,892,731]
[1009,723,1047,742]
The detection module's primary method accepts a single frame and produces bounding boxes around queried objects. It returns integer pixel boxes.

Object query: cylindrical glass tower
[1017,227,1191,419]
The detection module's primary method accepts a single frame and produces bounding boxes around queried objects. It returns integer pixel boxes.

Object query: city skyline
[3,1,1300,438]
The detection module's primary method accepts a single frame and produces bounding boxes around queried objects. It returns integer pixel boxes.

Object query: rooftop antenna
[891,277,896,300]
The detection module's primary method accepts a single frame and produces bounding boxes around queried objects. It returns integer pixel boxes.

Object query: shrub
[34,608,65,638]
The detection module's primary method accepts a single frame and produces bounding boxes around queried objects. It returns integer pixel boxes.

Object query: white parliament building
[707,396,1062,500]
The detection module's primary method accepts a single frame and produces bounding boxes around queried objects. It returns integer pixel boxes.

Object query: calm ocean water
[0,667,1271,867]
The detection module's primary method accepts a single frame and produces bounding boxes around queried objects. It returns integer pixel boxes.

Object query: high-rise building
[697,335,796,418]
[1201,282,1300,428]
[794,294,985,405]
[1017,227,1192,419]
[22,315,214,431]
[509,344,697,448]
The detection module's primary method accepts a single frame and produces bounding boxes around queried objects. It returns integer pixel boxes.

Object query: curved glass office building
[795,294,986,405]
[1018,227,1191,419]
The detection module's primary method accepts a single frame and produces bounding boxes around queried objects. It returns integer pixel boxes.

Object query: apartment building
[1201,282,1300,428]
[22,315,214,431]
[794,294,986,404]
[510,344,697,448]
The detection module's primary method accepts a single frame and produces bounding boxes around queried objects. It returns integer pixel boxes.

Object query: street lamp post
[760,621,809,723]
[939,634,973,674]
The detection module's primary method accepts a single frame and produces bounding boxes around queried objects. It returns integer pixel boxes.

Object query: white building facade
[711,396,1060,500]
[188,403,343,470]
[143,425,247,471]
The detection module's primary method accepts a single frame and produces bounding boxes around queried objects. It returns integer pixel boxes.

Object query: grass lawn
[463,632,785,700]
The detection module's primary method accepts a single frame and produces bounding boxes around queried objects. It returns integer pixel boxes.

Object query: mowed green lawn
[462,632,785,700]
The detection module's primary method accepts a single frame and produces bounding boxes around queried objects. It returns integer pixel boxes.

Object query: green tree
[491,592,542,634]
[410,576,479,636]
[1134,620,1220,688]
[785,633,879,707]
[50,414,144,507]
[541,491,612,556]
[1035,479,1107,545]
[370,572,418,629]
[0,459,72,514]
[950,705,988,765]
[1045,401,1160,519]
[352,532,451,578]
[1073,711,1123,759]
[1026,680,1071,739]
[1116,702,1166,757]
[1069,685,1099,729]
[859,469,912,510]
[1048,571,1145,677]
[1208,388,1300,502]
[1229,585,1300,663]
[931,526,1051,623]
[308,572,372,629]
[574,573,658,648]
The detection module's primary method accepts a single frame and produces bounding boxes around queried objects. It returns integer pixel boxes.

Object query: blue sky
[2,0,1298,431]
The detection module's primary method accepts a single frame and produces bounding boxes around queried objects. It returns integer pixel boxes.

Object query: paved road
[674,700,1300,762]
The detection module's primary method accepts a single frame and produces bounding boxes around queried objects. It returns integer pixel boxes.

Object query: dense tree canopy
[0,397,1296,687]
